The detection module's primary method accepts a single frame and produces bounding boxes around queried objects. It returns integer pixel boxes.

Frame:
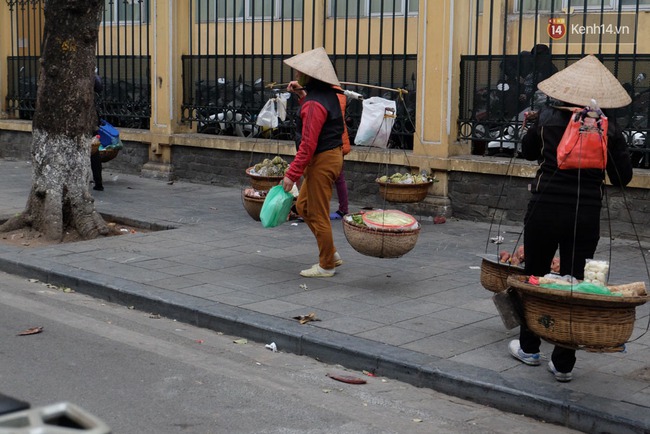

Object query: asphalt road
[0,271,578,434]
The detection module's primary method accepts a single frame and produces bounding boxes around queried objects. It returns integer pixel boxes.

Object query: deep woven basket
[242,193,265,221]
[376,180,433,203]
[99,148,120,163]
[246,167,284,191]
[480,256,526,293]
[508,275,648,352]
[342,216,420,258]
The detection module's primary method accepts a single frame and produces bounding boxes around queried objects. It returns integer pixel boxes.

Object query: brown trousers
[296,147,343,269]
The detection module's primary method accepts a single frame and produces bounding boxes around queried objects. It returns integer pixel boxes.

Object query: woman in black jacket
[509,55,633,382]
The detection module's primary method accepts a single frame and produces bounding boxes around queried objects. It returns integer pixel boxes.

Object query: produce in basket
[250,156,289,177]
[499,246,525,266]
[499,248,561,272]
[346,209,419,230]
[243,188,267,199]
[376,170,437,184]
[529,275,647,297]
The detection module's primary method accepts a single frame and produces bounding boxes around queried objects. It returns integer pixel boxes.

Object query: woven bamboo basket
[99,148,120,163]
[376,180,433,203]
[242,192,266,221]
[507,275,648,352]
[342,216,420,258]
[246,167,284,191]
[91,144,120,163]
[479,255,527,293]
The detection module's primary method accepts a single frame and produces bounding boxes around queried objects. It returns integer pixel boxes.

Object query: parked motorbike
[618,73,649,167]
[472,80,527,157]
[196,76,270,138]
[17,66,38,120]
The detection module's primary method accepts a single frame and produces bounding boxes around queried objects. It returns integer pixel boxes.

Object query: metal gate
[4,0,152,129]
[180,0,419,148]
[457,0,650,167]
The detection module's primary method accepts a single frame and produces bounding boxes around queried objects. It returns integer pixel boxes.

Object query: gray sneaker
[548,361,573,382]
[508,339,541,366]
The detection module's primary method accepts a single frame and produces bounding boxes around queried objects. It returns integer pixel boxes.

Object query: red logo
[547,18,566,40]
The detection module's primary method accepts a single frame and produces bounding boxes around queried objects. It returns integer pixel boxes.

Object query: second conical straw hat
[283,47,340,86]
[537,54,631,108]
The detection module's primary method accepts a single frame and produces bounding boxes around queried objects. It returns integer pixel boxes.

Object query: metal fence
[4,0,151,129]
[458,0,650,167]
[5,1,418,147]
[4,0,44,120]
[180,0,419,148]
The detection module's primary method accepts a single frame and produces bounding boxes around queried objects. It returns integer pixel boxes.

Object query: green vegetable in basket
[253,157,289,177]
[351,214,365,225]
[378,170,438,184]
[540,282,621,296]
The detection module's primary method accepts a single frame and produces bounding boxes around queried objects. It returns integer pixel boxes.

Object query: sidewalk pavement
[1,158,649,433]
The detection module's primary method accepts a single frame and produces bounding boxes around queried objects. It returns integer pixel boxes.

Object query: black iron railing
[181,0,419,148]
[4,0,151,129]
[460,0,650,166]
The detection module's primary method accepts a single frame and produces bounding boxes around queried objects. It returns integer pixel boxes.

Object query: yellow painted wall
[191,22,307,55]
[98,25,150,56]
[473,0,650,55]
[506,13,650,55]
[325,17,419,54]
[413,2,450,152]
[0,5,11,115]
[189,16,417,56]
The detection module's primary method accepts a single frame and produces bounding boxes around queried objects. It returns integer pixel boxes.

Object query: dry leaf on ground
[326,373,367,384]
[292,312,320,324]
[17,326,44,336]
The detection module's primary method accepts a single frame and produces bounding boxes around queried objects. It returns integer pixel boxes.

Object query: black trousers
[90,152,102,188]
[519,200,601,373]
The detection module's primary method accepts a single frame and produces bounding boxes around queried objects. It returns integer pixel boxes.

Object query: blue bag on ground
[98,120,120,147]
[260,185,294,228]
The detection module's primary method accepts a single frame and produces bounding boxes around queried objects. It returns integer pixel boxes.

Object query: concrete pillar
[0,2,12,117]
[141,1,190,180]
[408,0,477,216]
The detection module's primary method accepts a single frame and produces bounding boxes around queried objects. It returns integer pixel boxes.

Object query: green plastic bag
[260,185,294,228]
[540,282,621,296]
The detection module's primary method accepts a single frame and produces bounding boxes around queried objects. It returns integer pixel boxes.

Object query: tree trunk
[0,0,108,241]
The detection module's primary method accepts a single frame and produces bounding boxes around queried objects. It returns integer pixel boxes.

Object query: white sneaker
[508,339,541,366]
[333,252,343,267]
[548,361,573,382]
[300,264,335,278]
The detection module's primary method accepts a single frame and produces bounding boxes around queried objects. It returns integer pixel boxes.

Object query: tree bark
[0,0,108,241]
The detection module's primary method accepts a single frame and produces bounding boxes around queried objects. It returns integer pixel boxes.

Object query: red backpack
[556,107,608,170]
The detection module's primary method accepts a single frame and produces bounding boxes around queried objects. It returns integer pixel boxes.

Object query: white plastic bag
[256,93,290,129]
[354,96,397,148]
[256,98,279,129]
[275,92,290,122]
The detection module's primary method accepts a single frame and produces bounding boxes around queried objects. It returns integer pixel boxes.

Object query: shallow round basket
[479,255,527,293]
[246,167,284,191]
[376,180,433,203]
[507,275,648,352]
[242,192,266,221]
[342,216,420,258]
[100,148,120,163]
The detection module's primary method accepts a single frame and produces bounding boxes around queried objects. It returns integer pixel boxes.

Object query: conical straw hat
[537,54,631,108]
[284,47,340,86]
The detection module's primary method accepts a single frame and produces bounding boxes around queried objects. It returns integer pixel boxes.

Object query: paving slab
[0,158,649,433]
